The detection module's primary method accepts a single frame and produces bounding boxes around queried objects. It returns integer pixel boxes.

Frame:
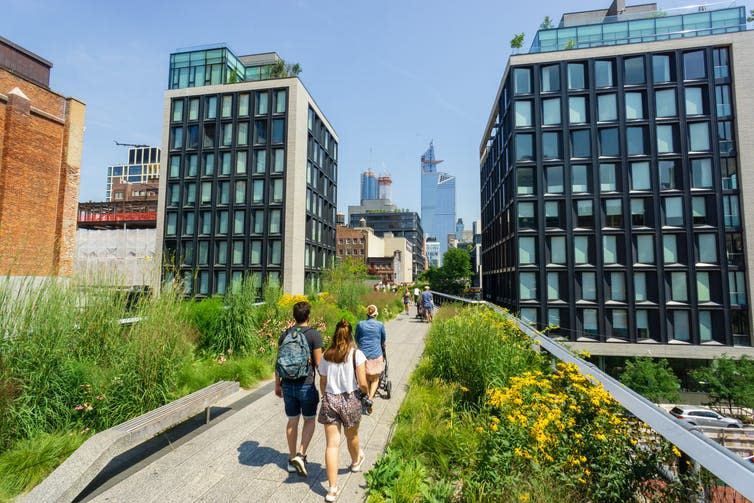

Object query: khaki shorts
[365,356,385,376]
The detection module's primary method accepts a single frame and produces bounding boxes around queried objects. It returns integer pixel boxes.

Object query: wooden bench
[23,380,240,503]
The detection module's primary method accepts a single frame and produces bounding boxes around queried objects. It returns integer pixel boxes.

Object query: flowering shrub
[277,294,309,310]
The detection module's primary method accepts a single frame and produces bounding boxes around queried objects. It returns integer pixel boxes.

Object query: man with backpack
[275,301,322,477]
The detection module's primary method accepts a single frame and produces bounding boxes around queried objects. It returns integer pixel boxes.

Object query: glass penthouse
[479,1,754,354]
[157,46,338,296]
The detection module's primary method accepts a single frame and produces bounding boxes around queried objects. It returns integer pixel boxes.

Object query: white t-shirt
[318,348,367,395]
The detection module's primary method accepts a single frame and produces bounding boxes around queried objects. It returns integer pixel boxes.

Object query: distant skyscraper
[420,141,456,262]
[456,218,464,238]
[378,173,392,200]
[360,169,378,202]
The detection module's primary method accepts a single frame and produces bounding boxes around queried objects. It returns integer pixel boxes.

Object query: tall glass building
[479,1,754,354]
[360,169,378,202]
[158,46,338,296]
[421,141,456,262]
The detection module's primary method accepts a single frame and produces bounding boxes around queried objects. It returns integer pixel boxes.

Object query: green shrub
[186,296,224,344]
[175,353,273,395]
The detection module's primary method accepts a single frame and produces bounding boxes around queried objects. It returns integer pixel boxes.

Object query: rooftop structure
[168,46,286,89]
[530,1,747,53]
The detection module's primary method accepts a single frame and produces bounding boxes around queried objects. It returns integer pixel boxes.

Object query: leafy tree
[619,357,680,403]
[690,355,754,412]
[423,248,472,296]
[510,33,525,50]
[748,9,753,22]
[540,16,554,29]
[269,60,303,79]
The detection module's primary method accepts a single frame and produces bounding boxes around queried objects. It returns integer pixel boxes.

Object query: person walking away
[275,301,322,476]
[421,286,435,322]
[413,286,420,305]
[402,289,411,314]
[355,304,386,412]
[318,320,368,502]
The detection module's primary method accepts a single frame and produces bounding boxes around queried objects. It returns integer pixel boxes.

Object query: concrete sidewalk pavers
[89,308,429,503]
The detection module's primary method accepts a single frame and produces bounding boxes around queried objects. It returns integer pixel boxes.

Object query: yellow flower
[672,446,682,458]
[595,433,607,442]
[490,423,499,432]
[460,385,469,393]
[491,416,500,424]
[518,493,530,502]
[476,426,484,433]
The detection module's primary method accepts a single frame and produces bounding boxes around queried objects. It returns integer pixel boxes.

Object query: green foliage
[564,39,577,50]
[510,33,525,49]
[186,296,223,345]
[323,258,370,314]
[540,16,554,29]
[690,355,754,411]
[421,248,473,296]
[0,431,86,499]
[175,353,273,394]
[268,59,303,78]
[749,9,754,22]
[619,357,681,403]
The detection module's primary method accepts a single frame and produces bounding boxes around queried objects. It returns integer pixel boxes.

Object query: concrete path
[89,307,429,503]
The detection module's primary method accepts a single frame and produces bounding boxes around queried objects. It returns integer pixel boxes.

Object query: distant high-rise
[456,218,464,239]
[378,173,392,201]
[360,169,378,202]
[420,141,456,262]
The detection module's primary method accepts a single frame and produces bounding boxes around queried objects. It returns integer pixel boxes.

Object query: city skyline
[1,0,639,228]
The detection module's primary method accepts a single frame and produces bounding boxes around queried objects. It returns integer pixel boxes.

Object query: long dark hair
[323,319,355,364]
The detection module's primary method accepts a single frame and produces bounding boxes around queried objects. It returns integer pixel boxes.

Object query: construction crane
[113,140,149,148]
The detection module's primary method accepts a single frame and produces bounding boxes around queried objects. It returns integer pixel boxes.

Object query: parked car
[669,405,744,428]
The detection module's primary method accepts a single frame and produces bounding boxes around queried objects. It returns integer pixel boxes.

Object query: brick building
[336,225,367,260]
[0,36,85,277]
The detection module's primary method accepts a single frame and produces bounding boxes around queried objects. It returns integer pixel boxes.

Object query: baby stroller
[416,301,425,321]
[378,346,392,399]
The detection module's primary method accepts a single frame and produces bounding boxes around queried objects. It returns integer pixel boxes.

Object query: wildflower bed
[366,306,685,502]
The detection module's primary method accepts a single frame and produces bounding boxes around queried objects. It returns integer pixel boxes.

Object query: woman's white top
[318,348,367,394]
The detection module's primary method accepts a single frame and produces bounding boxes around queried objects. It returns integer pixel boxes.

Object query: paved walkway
[89,308,429,503]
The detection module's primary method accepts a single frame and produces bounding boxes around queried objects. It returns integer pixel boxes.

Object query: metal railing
[430,291,754,500]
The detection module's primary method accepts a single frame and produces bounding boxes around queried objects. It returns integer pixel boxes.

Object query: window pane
[656,125,674,153]
[233,210,245,234]
[269,209,281,233]
[216,241,227,264]
[605,199,622,227]
[518,202,535,229]
[635,273,647,301]
[520,272,537,299]
[516,134,534,161]
[270,241,282,265]
[542,98,561,125]
[238,94,249,116]
[166,213,177,235]
[631,162,650,190]
[235,180,246,204]
[272,178,284,202]
[568,63,585,89]
[514,68,531,94]
[541,65,560,92]
[699,311,712,342]
[631,199,647,226]
[685,87,704,115]
[671,311,690,341]
[689,122,710,151]
[515,101,532,127]
[572,164,589,193]
[665,197,683,226]
[627,127,646,155]
[272,149,284,173]
[204,153,215,175]
[551,236,566,264]
[543,132,560,159]
[236,151,247,174]
[637,235,654,263]
[599,128,619,156]
[519,237,536,264]
[546,166,563,193]
[698,234,717,263]
[581,272,596,300]
[671,272,688,301]
[275,90,287,113]
[723,195,740,228]
[684,51,706,80]
[595,60,613,87]
[600,163,616,192]
[569,96,587,123]
[169,155,180,178]
[663,234,677,263]
[576,200,593,228]
[517,167,534,195]
[574,236,589,264]
[188,98,199,121]
[656,89,677,117]
[547,272,560,300]
[205,96,217,119]
[570,130,591,158]
[221,152,231,175]
[250,241,262,265]
[653,55,672,83]
[624,57,645,85]
[233,241,243,265]
[598,94,617,121]
[255,120,267,144]
[172,100,184,122]
[201,181,212,203]
[625,92,644,119]
[610,272,625,301]
[272,118,285,143]
[603,235,617,263]
[697,272,710,302]
[218,181,230,205]
[256,91,268,114]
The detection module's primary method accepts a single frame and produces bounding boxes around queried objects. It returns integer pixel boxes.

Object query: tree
[268,59,303,79]
[748,9,754,22]
[540,16,554,29]
[690,355,754,412]
[423,248,472,296]
[510,33,525,50]
[619,357,680,403]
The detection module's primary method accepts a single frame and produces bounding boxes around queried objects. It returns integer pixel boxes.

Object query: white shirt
[318,348,367,394]
[413,288,420,296]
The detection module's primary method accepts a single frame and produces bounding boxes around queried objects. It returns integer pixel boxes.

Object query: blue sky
[1,0,691,227]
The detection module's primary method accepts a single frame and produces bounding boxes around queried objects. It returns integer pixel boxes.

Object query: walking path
[88,308,429,503]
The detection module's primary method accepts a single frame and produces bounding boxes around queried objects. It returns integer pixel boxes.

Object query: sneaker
[287,459,297,473]
[351,450,366,472]
[291,453,307,476]
[325,486,340,502]
[362,398,373,415]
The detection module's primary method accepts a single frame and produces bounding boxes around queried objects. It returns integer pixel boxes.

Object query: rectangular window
[691,158,713,188]
[699,311,712,342]
[253,210,264,234]
[198,241,209,265]
[580,272,596,300]
[221,95,232,118]
[653,54,672,83]
[603,235,617,264]
[172,100,184,122]
[663,234,677,263]
[689,122,710,151]
[169,155,181,178]
[205,96,217,119]
[519,237,536,264]
[612,310,628,339]
[570,130,591,158]
[272,178,284,202]
[238,94,249,116]
[545,201,561,228]
[520,272,537,300]
[729,271,746,305]
[203,123,215,148]
[550,236,566,264]
[252,180,265,203]
[270,241,282,265]
[697,272,711,302]
[204,153,215,176]
[518,202,535,229]
[698,234,717,263]
[546,166,563,193]
[626,127,646,155]
[671,311,690,341]
[718,120,734,155]
[568,63,585,89]
[233,241,243,265]
[604,199,622,227]
[598,94,617,121]
[610,272,626,301]
[275,90,287,113]
[171,127,183,149]
[250,241,262,265]
[547,272,560,300]
[255,120,267,144]
[664,197,683,226]
[576,200,593,228]
[216,241,227,265]
[235,151,247,174]
[624,56,645,85]
[600,163,617,192]
[671,272,688,302]
[635,273,647,301]
[574,236,590,264]
[572,165,589,193]
[656,125,675,153]
[220,152,231,175]
[272,149,285,173]
[685,87,704,115]
[222,123,233,146]
[515,134,534,161]
[582,308,598,336]
[684,51,706,80]
[625,92,644,119]
[271,118,285,143]
[200,211,211,234]
[542,98,561,125]
[541,65,560,92]
[200,181,212,203]
[599,128,619,156]
[235,180,246,204]
[713,47,729,79]
[256,91,268,114]
[166,213,177,235]
[716,84,732,117]
[595,60,613,87]
[636,235,654,264]
[184,182,196,204]
[515,101,532,127]
[183,212,195,235]
[217,211,228,235]
[237,122,249,146]
[255,150,267,173]
[514,68,532,94]
[631,198,647,226]
[218,181,230,205]
[188,98,199,121]
[692,196,707,225]
[569,96,587,123]
[517,167,534,195]
[233,210,245,234]
[631,161,650,190]
[655,89,677,117]
[723,195,740,227]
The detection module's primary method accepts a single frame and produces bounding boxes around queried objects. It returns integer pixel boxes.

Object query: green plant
[540,16,554,29]
[620,357,681,403]
[510,33,525,50]
[564,39,577,50]
[690,354,754,411]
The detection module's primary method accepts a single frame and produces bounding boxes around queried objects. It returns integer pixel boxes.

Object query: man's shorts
[281,381,319,419]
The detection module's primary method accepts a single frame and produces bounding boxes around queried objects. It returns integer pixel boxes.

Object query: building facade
[106,146,160,202]
[0,36,85,278]
[420,141,456,261]
[348,210,425,277]
[157,46,337,296]
[479,2,754,351]
[360,169,378,202]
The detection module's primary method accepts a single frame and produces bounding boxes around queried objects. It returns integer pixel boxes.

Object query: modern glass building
[158,46,338,296]
[421,141,456,262]
[361,169,378,202]
[479,1,754,353]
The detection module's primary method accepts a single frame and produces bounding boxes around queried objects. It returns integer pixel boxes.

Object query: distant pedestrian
[413,286,420,305]
[355,305,386,411]
[318,320,368,502]
[421,286,434,323]
[402,289,411,314]
[275,301,322,477]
